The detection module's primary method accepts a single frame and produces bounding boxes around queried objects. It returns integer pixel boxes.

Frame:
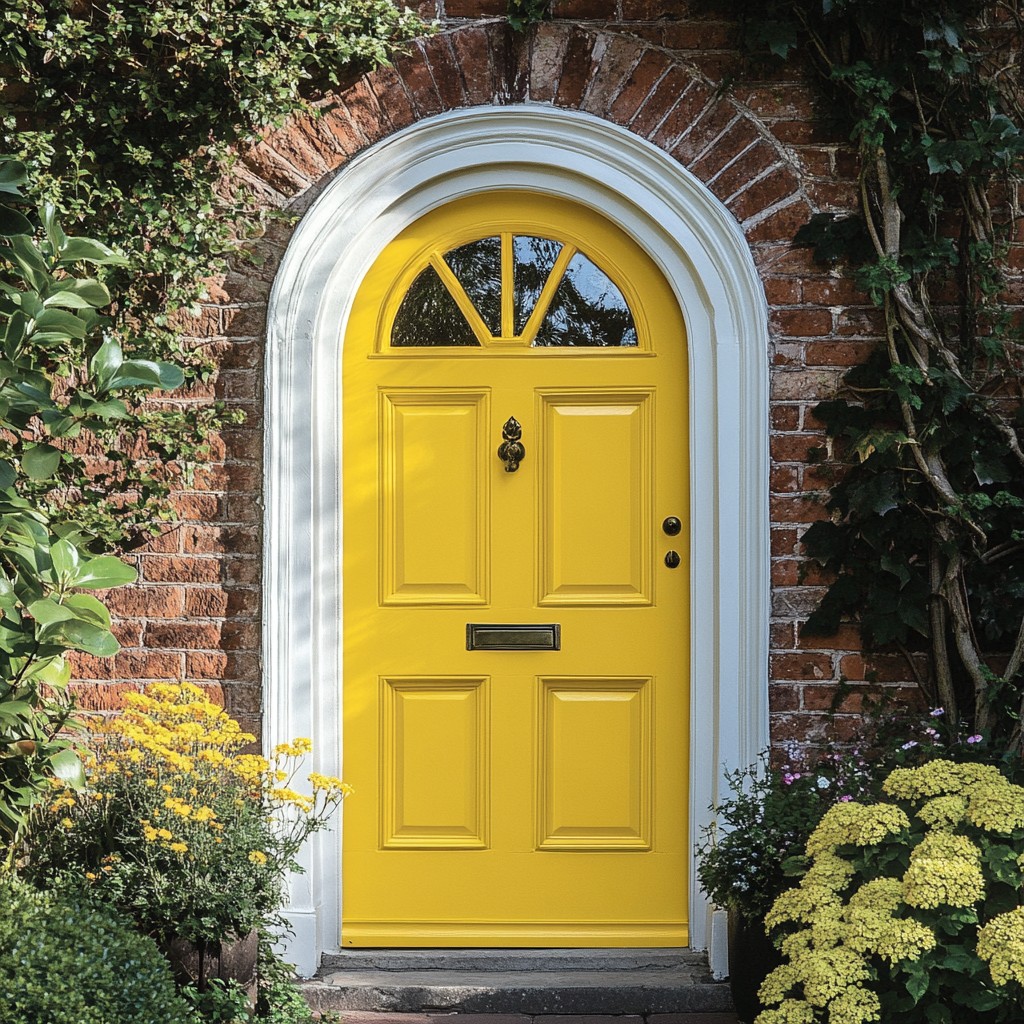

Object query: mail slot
[466,623,561,651]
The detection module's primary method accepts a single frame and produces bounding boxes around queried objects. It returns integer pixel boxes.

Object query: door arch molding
[263,104,770,974]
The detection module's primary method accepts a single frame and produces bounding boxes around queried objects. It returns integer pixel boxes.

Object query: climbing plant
[716,0,1024,747]
[0,0,423,546]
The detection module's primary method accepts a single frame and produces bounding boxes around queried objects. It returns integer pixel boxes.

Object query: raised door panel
[537,677,653,849]
[538,391,653,605]
[381,677,489,848]
[380,390,489,604]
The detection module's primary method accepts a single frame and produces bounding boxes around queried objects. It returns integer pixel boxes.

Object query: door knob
[662,516,682,536]
[664,551,681,569]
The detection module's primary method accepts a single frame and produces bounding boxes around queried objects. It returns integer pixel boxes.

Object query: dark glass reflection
[513,235,563,335]
[444,237,502,336]
[533,253,638,347]
[391,264,480,347]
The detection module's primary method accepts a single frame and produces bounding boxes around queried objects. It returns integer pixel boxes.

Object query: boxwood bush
[0,879,194,1024]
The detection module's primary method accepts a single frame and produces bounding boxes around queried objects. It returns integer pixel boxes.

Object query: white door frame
[263,105,770,976]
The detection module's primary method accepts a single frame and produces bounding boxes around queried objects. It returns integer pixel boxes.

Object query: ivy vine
[719,0,1024,748]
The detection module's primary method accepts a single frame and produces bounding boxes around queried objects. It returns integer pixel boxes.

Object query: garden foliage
[0,876,194,1024]
[759,760,1024,1024]
[0,157,186,853]
[714,0,1024,746]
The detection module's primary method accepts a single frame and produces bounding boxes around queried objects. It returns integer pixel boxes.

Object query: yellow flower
[883,760,1003,800]
[755,998,815,1024]
[248,850,268,865]
[966,780,1024,835]
[915,795,967,830]
[61,817,74,828]
[826,987,881,1024]
[978,907,1024,986]
[806,802,909,855]
[85,872,98,881]
[169,842,188,854]
[903,832,984,909]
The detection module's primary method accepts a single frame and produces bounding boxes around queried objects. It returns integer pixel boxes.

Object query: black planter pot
[727,909,782,1024]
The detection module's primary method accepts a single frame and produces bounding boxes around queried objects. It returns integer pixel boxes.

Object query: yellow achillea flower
[915,794,967,830]
[978,907,1024,986]
[883,760,1002,800]
[801,852,854,893]
[966,780,1024,834]
[843,903,935,964]
[756,997,815,1024]
[848,877,903,913]
[826,987,882,1024]
[793,947,872,1007]
[765,885,843,931]
[806,801,910,855]
[169,842,188,854]
[903,832,984,909]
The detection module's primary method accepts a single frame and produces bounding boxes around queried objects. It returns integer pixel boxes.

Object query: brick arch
[233,21,814,253]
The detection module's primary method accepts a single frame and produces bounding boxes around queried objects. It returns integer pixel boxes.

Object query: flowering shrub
[696,753,873,921]
[23,682,350,944]
[757,759,1024,1024]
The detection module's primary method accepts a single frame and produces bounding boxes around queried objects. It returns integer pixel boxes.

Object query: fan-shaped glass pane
[444,236,501,336]
[513,235,563,335]
[533,253,638,348]
[391,264,480,347]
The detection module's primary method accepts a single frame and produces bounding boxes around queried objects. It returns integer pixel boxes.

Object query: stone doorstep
[307,1016,739,1024]
[297,949,737,1019]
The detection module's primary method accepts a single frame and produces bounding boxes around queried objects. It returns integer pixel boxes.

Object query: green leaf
[25,655,70,689]
[71,554,137,589]
[28,598,76,628]
[41,203,69,254]
[55,618,120,656]
[49,748,86,789]
[0,159,27,197]
[109,358,185,391]
[90,335,123,389]
[50,537,81,580]
[58,235,130,266]
[0,700,32,722]
[21,443,61,480]
[0,460,15,489]
[0,576,16,609]
[43,282,112,310]
[63,593,112,628]
[32,307,88,341]
[0,204,33,237]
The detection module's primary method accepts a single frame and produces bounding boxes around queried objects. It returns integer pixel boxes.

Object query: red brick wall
[77,1,937,749]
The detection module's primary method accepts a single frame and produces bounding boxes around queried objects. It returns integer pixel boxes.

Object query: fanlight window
[390,234,638,348]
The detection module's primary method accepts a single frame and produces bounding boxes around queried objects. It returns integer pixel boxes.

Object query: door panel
[380,390,489,604]
[342,191,689,947]
[538,391,653,604]
[537,677,652,849]
[381,677,489,848]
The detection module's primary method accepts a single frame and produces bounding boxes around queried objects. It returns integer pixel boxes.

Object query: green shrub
[0,879,194,1024]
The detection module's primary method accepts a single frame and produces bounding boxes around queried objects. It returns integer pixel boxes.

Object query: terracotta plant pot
[162,928,259,1008]
[727,909,782,1024]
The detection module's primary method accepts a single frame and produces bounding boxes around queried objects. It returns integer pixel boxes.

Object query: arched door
[341,191,689,947]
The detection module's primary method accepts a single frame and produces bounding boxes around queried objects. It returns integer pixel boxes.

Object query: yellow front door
[342,192,689,947]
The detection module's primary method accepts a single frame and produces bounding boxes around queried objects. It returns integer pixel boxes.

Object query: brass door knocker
[497,416,525,473]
